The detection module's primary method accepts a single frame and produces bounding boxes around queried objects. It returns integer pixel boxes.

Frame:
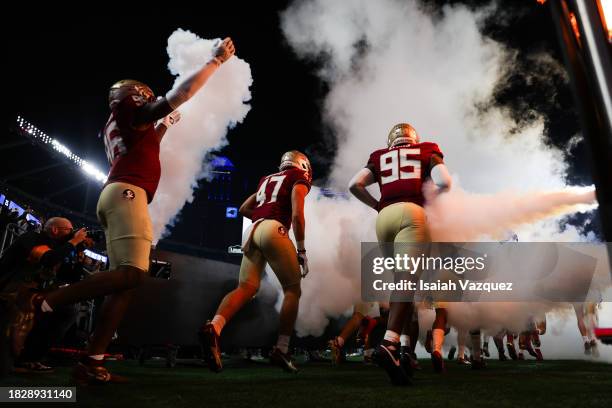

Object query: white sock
[582,336,589,343]
[277,335,290,354]
[400,334,410,347]
[41,300,53,313]
[458,344,465,359]
[89,354,104,361]
[383,330,400,344]
[211,315,226,336]
[432,328,445,353]
[471,334,481,360]
[336,336,345,347]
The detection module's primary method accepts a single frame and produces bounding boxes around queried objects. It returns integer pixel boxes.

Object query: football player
[468,329,486,369]
[8,37,236,385]
[329,302,381,365]
[493,330,509,361]
[348,123,452,385]
[200,150,312,373]
[430,305,450,372]
[574,301,600,357]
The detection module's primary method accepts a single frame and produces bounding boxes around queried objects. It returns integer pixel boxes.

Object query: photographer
[14,246,97,374]
[0,217,88,375]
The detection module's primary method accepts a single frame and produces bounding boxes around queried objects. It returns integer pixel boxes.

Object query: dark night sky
[2,1,598,238]
[4,1,328,177]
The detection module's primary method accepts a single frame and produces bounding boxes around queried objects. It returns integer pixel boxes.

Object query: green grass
[1,358,611,407]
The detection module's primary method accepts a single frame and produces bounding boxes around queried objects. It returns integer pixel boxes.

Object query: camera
[86,229,105,242]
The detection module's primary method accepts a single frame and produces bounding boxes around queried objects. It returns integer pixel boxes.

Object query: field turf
[1,357,611,407]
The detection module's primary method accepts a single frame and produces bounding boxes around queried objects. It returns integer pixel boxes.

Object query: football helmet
[109,79,155,108]
[279,150,312,181]
[387,123,419,147]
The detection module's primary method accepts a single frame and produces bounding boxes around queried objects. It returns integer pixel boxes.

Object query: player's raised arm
[133,37,235,126]
[349,168,378,210]
[165,37,235,109]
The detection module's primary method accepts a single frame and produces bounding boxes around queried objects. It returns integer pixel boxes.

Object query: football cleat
[270,347,298,373]
[584,341,592,355]
[198,321,223,373]
[375,341,411,386]
[518,352,525,360]
[590,340,600,358]
[12,361,54,374]
[447,346,457,360]
[431,350,446,373]
[399,347,414,378]
[457,356,472,366]
[72,358,130,386]
[471,358,486,370]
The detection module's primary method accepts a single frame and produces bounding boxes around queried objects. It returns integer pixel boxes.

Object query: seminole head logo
[122,189,135,200]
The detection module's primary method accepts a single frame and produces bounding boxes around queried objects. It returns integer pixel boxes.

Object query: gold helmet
[279,150,312,182]
[108,79,155,108]
[387,123,419,147]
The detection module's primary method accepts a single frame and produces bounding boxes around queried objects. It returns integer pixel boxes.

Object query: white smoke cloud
[280,0,610,357]
[149,29,252,241]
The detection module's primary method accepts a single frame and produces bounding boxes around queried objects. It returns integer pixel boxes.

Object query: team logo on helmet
[387,123,419,148]
[109,79,155,108]
[279,150,312,182]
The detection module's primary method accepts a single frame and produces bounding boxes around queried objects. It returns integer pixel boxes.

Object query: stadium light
[16,116,108,183]
[597,0,611,42]
[84,249,108,263]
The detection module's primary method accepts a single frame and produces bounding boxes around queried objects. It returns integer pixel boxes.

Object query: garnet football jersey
[366,142,443,211]
[103,96,162,203]
[251,168,311,229]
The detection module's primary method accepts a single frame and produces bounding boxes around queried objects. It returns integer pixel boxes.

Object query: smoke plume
[279,0,610,360]
[149,29,252,241]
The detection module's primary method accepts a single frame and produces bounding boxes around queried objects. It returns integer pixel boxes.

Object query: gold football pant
[96,182,152,272]
[239,219,301,289]
[375,202,429,244]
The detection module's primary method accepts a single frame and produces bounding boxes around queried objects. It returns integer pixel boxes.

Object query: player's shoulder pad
[286,167,312,189]
[369,147,390,159]
[417,141,443,156]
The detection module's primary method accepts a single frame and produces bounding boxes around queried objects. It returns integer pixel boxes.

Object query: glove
[214,37,235,64]
[297,250,309,278]
[162,110,181,128]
